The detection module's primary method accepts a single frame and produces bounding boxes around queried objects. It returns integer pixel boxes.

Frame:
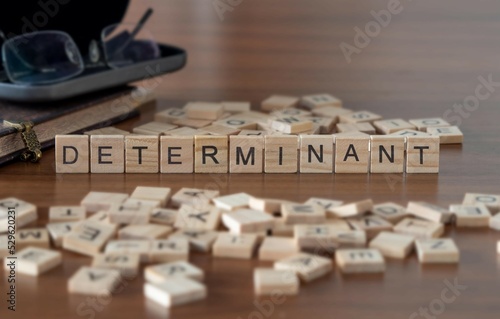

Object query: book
[0,86,151,166]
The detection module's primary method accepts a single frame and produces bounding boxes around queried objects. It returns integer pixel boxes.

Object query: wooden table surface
[2,0,500,318]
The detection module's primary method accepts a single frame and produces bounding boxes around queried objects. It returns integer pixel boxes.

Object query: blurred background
[128,0,500,110]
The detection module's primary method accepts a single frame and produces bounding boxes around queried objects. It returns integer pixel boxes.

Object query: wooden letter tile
[213,192,251,211]
[271,117,312,134]
[229,135,264,173]
[86,211,112,224]
[84,126,130,136]
[123,198,160,209]
[407,201,453,223]
[145,261,204,284]
[198,124,241,136]
[330,230,366,248]
[130,186,171,207]
[415,238,459,263]
[372,202,409,224]
[490,213,500,231]
[258,237,299,261]
[149,238,190,263]
[312,106,353,123]
[46,222,79,247]
[348,215,393,239]
[264,135,299,173]
[463,193,500,214]
[171,188,220,207]
[212,233,258,259]
[329,199,373,218]
[408,118,450,132]
[108,202,153,225]
[80,191,128,213]
[159,135,193,173]
[144,277,207,307]
[172,118,213,129]
[170,229,219,252]
[118,224,173,240]
[389,129,431,137]
[303,198,344,218]
[63,221,117,256]
[90,135,125,173]
[294,224,345,251]
[254,268,299,296]
[271,218,295,237]
[373,118,416,134]
[336,122,376,135]
[450,204,491,227]
[339,110,382,124]
[335,135,370,173]
[86,210,111,224]
[194,135,228,173]
[222,209,274,233]
[323,219,352,231]
[0,197,37,233]
[49,206,86,222]
[261,95,299,112]
[186,102,224,120]
[299,135,334,173]
[332,131,369,143]
[300,94,342,109]
[335,248,385,274]
[5,247,61,276]
[249,197,292,214]
[271,108,312,118]
[68,266,121,295]
[174,204,221,230]
[163,127,203,136]
[427,126,463,144]
[302,116,336,134]
[406,136,440,173]
[92,253,140,277]
[154,108,187,123]
[55,135,89,173]
[125,135,159,173]
[274,252,332,282]
[393,217,444,239]
[150,208,178,226]
[17,228,50,250]
[370,135,405,173]
[369,231,415,259]
[281,203,326,225]
[105,240,151,262]
[238,130,267,136]
[132,121,177,135]
[221,101,251,113]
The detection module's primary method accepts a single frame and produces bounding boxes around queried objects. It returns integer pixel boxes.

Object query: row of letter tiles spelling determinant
[55,134,440,174]
[56,95,461,174]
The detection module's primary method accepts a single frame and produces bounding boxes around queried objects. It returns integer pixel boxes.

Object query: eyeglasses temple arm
[104,8,154,61]
[130,8,154,40]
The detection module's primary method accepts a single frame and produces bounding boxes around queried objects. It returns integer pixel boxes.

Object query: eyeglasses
[0,8,160,85]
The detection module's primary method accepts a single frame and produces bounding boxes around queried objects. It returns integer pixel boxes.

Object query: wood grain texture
[194,135,229,173]
[2,0,500,318]
[125,136,159,173]
[264,135,299,173]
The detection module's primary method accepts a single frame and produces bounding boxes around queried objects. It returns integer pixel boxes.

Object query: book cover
[0,86,146,165]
